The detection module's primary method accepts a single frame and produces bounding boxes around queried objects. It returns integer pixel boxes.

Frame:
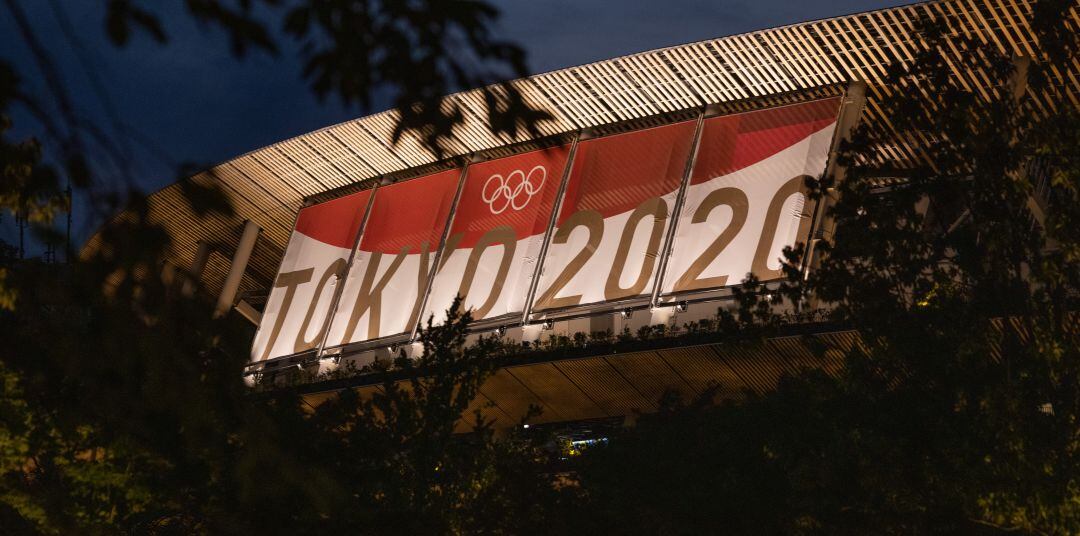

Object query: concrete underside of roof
[290,311,1057,432]
[293,328,862,433]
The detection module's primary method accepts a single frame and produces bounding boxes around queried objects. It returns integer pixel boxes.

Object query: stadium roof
[85,0,1078,305]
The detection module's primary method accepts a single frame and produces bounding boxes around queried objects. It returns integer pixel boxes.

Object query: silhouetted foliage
[0,0,1078,534]
[568,1,1080,534]
[1,1,562,533]
[103,0,549,156]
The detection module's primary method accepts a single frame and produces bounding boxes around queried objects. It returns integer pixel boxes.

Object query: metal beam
[316,185,378,358]
[181,240,211,297]
[215,220,261,318]
[520,133,581,325]
[235,299,263,326]
[651,107,706,307]
[804,80,867,274]
[1008,55,1051,235]
[409,161,472,341]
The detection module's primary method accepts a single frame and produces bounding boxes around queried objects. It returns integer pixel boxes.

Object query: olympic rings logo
[481,165,546,215]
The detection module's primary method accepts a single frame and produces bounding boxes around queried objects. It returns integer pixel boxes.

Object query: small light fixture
[620,309,633,319]
[542,319,554,330]
[522,424,530,429]
[676,301,688,312]
[495,326,506,337]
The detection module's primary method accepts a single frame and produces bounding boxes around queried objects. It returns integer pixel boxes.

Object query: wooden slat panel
[506,364,606,420]
[657,346,745,399]
[605,351,696,406]
[92,0,1073,322]
[555,357,653,416]
[480,368,562,423]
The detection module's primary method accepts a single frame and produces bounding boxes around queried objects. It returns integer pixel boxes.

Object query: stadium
[86,0,1077,432]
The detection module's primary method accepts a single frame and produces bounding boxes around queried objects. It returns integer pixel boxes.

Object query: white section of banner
[661,124,836,294]
[533,189,679,311]
[324,249,432,346]
[250,233,350,361]
[423,232,546,326]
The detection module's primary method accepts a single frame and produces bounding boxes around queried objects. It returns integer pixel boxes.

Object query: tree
[569,1,1080,534]
[241,304,569,535]
[1,258,568,532]
[1,0,551,278]
[3,0,1078,534]
[0,1,560,533]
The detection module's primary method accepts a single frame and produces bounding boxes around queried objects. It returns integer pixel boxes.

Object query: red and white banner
[531,121,697,311]
[422,146,571,325]
[251,99,844,361]
[660,98,840,295]
[325,170,460,347]
[250,190,371,362]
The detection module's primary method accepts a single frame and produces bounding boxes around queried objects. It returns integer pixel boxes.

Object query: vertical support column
[520,133,581,325]
[234,300,263,326]
[181,240,211,297]
[650,107,706,308]
[160,262,178,288]
[410,161,472,341]
[804,81,867,275]
[1008,55,1048,236]
[1009,55,1030,102]
[316,185,378,358]
[215,220,261,318]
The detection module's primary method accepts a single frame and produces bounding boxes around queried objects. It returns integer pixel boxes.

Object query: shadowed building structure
[86,0,1077,430]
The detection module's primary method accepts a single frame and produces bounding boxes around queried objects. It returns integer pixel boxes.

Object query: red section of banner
[558,121,696,224]
[691,98,840,185]
[293,189,372,249]
[449,146,571,249]
[359,169,460,254]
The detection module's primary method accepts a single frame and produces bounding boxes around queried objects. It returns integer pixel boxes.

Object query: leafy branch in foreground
[570,1,1080,534]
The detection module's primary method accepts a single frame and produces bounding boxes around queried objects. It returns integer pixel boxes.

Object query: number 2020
[534,175,811,309]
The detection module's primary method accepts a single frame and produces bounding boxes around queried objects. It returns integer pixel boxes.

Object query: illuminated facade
[87,0,1077,429]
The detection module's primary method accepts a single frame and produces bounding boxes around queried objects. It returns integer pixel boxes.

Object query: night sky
[1,0,909,247]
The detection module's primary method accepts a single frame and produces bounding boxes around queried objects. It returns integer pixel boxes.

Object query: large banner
[251,98,844,362]
[324,170,460,347]
[531,121,697,312]
[422,146,571,325]
[660,98,840,295]
[250,190,372,362]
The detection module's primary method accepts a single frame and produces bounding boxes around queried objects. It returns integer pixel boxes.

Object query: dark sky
[1,0,909,247]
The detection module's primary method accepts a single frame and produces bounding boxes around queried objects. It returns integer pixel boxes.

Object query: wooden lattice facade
[85,0,1079,307]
